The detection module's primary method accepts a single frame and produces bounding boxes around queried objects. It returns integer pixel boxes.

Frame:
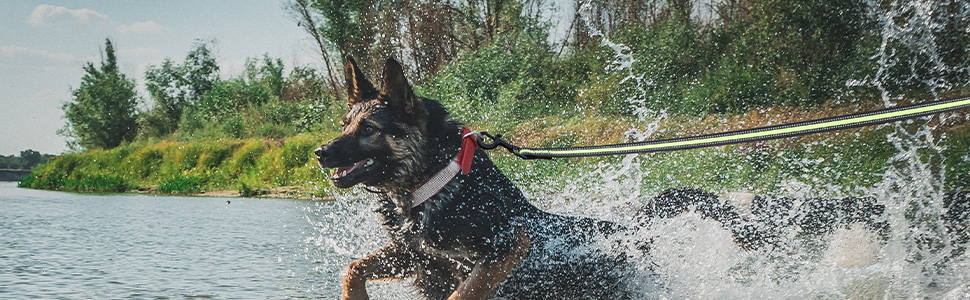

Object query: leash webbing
[476,95,970,159]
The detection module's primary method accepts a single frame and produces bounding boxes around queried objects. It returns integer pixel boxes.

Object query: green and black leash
[476,95,970,159]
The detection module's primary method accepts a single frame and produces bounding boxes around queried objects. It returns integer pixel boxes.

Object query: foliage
[237,181,265,197]
[37,0,970,196]
[284,66,332,101]
[567,0,874,114]
[246,54,287,100]
[21,133,334,197]
[143,59,184,135]
[576,0,968,114]
[425,28,553,127]
[61,39,139,150]
[423,10,602,131]
[293,0,549,82]
[0,150,55,170]
[142,40,221,137]
[159,174,206,194]
[176,76,340,140]
[182,39,221,99]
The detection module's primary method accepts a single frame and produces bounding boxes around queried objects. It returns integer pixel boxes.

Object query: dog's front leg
[447,232,530,300]
[343,242,415,300]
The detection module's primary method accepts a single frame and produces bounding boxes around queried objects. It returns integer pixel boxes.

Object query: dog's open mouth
[329,158,376,182]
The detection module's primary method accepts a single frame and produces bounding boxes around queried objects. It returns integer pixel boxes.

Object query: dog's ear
[379,58,425,125]
[344,57,378,106]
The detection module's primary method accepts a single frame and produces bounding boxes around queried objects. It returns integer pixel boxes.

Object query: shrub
[66,174,129,192]
[159,174,206,194]
[237,181,265,197]
[424,25,593,130]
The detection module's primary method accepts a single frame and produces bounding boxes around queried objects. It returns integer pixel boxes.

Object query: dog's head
[315,57,430,189]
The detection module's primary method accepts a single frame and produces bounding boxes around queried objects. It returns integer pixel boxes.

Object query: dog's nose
[314,146,326,159]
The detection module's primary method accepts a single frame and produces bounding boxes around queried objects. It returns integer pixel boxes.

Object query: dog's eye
[364,126,375,134]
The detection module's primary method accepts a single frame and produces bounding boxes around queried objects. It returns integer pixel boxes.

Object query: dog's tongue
[334,159,367,177]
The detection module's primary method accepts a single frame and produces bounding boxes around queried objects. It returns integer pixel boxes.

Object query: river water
[0,182,344,299]
[3,172,970,300]
[5,0,968,298]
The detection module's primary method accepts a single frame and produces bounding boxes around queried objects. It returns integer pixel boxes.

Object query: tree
[144,58,185,134]
[283,66,329,101]
[287,0,531,83]
[19,150,42,169]
[61,39,139,150]
[287,0,341,96]
[142,39,220,136]
[245,54,286,100]
[182,39,220,100]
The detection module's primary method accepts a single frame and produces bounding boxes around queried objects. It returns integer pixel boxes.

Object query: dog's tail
[635,188,890,251]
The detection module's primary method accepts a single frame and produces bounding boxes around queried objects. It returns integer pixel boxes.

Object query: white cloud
[27,5,163,36]
[118,21,165,34]
[0,45,92,62]
[28,4,110,27]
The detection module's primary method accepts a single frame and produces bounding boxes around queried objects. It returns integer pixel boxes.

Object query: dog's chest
[373,198,417,240]
[374,189,475,260]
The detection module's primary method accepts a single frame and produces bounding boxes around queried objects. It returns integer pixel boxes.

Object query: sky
[0,1,586,157]
[0,1,317,156]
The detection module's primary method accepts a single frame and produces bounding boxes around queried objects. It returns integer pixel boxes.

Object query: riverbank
[139,185,327,200]
[20,102,970,198]
[21,182,330,201]
[17,133,335,198]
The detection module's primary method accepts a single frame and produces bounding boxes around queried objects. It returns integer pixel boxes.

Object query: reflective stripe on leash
[474,95,970,159]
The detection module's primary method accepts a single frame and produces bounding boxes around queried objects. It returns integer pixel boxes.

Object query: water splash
[859,0,968,297]
[576,0,667,126]
[297,0,969,298]
[300,188,421,299]
[557,0,969,298]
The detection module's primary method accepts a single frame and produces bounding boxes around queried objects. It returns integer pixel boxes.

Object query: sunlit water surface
[5,0,970,298]
[0,182,343,299]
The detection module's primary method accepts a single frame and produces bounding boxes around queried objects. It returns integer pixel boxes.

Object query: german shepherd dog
[315,57,965,299]
[316,57,639,299]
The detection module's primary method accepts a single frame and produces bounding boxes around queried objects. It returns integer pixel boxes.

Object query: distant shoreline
[0,169,31,182]
[13,182,333,201]
[135,185,328,201]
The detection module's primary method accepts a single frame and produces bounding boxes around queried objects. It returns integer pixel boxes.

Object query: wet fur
[315,57,965,299]
[318,58,637,299]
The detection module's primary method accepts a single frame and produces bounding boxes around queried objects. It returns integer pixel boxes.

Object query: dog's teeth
[340,170,347,177]
[365,159,374,166]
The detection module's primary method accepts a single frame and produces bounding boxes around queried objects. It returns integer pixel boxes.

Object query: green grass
[20,107,970,198]
[159,174,206,194]
[20,133,335,197]
[489,116,969,197]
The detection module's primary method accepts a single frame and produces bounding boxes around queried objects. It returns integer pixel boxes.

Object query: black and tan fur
[314,57,965,299]
[317,58,636,299]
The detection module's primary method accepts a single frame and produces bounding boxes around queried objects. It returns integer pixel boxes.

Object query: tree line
[0,150,54,170]
[60,0,969,151]
[287,0,967,115]
[61,39,335,151]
